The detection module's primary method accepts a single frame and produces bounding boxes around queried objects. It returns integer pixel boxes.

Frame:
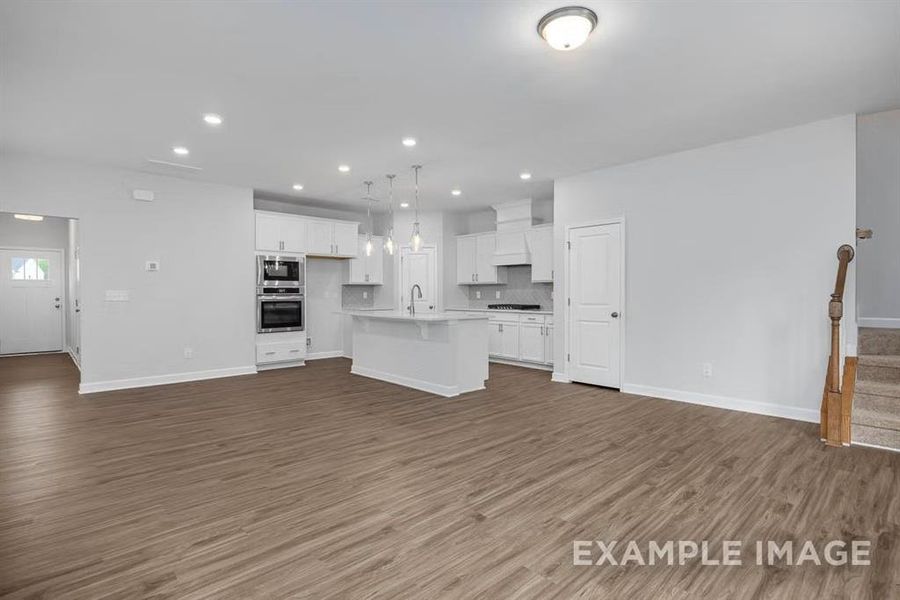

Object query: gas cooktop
[487,304,542,311]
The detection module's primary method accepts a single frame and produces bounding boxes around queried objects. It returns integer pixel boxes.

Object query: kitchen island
[345,311,489,397]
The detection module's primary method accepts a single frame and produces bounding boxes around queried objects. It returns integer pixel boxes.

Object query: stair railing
[821,244,856,446]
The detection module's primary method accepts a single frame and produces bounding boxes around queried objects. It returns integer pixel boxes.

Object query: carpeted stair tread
[852,423,900,450]
[856,379,900,399]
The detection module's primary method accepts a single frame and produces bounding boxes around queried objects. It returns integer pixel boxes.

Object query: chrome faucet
[409,284,423,316]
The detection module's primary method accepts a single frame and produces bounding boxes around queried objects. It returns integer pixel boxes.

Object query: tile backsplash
[342,286,375,309]
[467,265,553,309]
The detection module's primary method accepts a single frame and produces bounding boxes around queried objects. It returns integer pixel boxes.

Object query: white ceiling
[2,1,898,212]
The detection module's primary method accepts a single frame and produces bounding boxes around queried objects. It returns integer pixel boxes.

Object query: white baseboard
[79,365,257,394]
[551,372,571,383]
[257,361,304,371]
[66,347,81,371]
[350,365,483,398]
[621,383,819,424]
[489,357,552,371]
[307,350,345,361]
[859,318,900,329]
[852,440,900,453]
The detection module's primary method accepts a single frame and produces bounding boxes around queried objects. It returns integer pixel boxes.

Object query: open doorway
[0,212,80,365]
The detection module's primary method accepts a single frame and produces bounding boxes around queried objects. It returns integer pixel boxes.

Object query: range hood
[491,199,534,266]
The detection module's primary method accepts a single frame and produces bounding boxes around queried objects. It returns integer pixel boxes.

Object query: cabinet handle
[499,323,503,332]
[289,349,300,353]
[475,273,479,282]
[540,326,544,335]
[264,351,276,356]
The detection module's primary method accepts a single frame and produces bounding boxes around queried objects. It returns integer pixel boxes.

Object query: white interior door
[0,249,64,354]
[400,245,437,313]
[568,223,622,388]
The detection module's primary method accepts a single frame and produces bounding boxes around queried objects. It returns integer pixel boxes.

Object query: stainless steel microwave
[257,255,304,288]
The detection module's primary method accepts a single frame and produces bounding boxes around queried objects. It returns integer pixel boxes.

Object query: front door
[400,245,437,314]
[0,248,64,354]
[568,223,622,388]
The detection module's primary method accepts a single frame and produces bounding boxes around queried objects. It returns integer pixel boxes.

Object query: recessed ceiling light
[292,184,304,191]
[172,146,189,156]
[203,113,223,126]
[519,172,532,180]
[400,202,410,208]
[14,214,44,221]
[338,164,351,173]
[451,189,462,196]
[402,137,417,147]
[537,6,598,51]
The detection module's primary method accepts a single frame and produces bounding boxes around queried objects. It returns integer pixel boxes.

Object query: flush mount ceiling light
[203,113,223,126]
[402,137,417,147]
[172,146,189,156]
[519,172,532,180]
[537,6,598,51]
[292,183,304,191]
[400,202,410,208]
[451,189,462,196]
[338,164,351,173]
[14,214,44,221]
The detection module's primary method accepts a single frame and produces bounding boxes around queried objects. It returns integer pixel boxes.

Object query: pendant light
[410,165,423,252]
[363,181,375,257]
[384,174,396,255]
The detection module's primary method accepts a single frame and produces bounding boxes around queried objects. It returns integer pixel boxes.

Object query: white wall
[553,116,857,422]
[0,211,69,249]
[0,154,256,390]
[857,109,900,327]
[305,258,345,357]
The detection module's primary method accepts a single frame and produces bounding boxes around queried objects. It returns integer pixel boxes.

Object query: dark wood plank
[1,354,898,599]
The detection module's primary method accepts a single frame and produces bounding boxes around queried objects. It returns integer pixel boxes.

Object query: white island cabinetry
[347,311,489,397]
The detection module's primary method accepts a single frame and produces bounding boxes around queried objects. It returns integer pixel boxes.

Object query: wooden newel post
[822,244,855,447]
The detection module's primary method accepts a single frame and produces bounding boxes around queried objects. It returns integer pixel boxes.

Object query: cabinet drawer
[488,314,519,323]
[519,314,545,324]
[257,340,306,364]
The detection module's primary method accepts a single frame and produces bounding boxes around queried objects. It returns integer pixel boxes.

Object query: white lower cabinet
[518,322,545,363]
[256,336,307,366]
[482,313,554,367]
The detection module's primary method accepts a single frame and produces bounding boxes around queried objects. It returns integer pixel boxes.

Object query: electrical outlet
[184,347,194,359]
[475,291,481,299]
[702,362,713,378]
[495,291,501,299]
[363,291,368,299]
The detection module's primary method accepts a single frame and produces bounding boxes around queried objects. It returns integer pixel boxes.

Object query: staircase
[852,328,900,450]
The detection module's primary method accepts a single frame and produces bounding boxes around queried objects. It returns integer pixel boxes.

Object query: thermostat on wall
[146,261,160,272]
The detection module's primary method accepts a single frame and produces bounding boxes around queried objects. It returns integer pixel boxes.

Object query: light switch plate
[363,291,368,299]
[105,290,130,302]
[495,291,501,299]
[146,260,160,272]
[475,291,481,299]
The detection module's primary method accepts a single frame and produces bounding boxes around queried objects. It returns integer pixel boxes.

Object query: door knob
[611,312,619,318]
[75,308,81,313]
[55,304,60,309]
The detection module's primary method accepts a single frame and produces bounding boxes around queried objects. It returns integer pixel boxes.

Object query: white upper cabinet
[456,236,477,284]
[307,220,334,255]
[332,222,359,257]
[345,235,384,285]
[526,225,553,282]
[255,212,283,252]
[255,212,308,253]
[256,212,360,258]
[456,233,506,285]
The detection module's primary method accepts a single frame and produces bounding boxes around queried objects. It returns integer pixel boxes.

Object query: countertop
[445,307,554,316]
[343,310,489,322]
